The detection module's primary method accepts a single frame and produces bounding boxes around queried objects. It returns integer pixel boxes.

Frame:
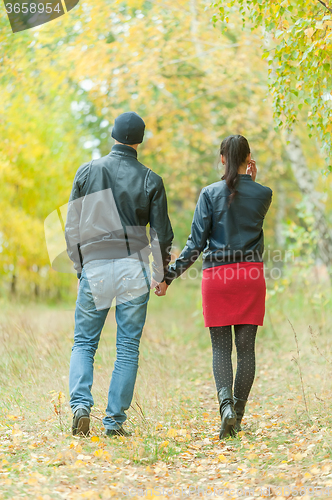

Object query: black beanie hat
[111,112,145,145]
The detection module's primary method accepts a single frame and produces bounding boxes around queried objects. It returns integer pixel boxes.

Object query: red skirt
[201,262,266,327]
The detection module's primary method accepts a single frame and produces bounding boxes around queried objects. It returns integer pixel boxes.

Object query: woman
[161,135,272,438]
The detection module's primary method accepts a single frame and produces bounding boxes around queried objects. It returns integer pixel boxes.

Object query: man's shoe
[217,387,236,439]
[233,397,247,433]
[105,427,131,437]
[72,408,90,436]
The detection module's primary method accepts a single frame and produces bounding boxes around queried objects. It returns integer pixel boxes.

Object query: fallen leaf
[166,428,177,438]
[94,449,104,458]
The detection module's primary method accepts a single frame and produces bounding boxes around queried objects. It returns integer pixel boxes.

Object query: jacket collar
[238,174,253,181]
[110,144,138,159]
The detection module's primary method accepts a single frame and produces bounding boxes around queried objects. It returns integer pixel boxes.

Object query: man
[65,112,173,437]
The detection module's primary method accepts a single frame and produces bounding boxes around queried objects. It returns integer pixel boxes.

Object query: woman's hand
[246,159,257,181]
[154,281,168,296]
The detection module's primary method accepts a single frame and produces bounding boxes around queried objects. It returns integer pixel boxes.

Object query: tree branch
[317,0,332,13]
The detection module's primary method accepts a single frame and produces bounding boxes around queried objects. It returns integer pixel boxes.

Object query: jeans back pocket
[78,276,104,312]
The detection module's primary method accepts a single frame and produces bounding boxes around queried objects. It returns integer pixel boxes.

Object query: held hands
[150,278,168,297]
[246,159,257,181]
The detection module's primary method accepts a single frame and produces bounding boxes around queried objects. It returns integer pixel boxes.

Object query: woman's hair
[220,135,250,204]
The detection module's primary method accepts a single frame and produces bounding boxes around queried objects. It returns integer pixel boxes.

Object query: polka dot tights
[209,325,258,400]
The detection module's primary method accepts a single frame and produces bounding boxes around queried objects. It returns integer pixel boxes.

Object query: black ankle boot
[105,427,131,437]
[72,408,90,436]
[233,397,247,433]
[217,387,236,439]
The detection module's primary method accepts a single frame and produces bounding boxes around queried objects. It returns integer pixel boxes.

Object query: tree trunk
[34,266,40,298]
[261,32,332,281]
[285,132,332,282]
[190,0,204,60]
[11,274,16,295]
[275,182,286,249]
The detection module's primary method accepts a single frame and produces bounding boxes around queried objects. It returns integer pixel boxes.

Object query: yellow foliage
[166,428,178,437]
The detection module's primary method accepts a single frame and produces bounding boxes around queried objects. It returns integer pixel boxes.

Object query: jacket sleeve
[165,188,212,285]
[147,173,174,282]
[64,162,90,278]
[262,188,273,219]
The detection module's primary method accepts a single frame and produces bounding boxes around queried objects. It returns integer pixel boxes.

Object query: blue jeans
[69,258,150,430]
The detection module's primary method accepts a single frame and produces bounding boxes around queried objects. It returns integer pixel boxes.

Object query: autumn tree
[212,0,332,280]
[213,0,332,167]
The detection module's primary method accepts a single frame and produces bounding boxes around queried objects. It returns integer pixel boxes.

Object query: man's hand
[150,278,159,290]
[77,279,80,293]
[150,278,168,296]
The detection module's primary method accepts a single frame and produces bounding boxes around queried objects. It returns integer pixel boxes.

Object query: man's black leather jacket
[165,174,272,285]
[65,144,174,281]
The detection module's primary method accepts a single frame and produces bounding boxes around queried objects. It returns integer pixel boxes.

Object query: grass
[0,273,332,499]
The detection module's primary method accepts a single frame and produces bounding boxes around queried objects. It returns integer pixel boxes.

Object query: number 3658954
[5,3,62,14]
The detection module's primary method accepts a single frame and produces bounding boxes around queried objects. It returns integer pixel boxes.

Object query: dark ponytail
[220,135,250,204]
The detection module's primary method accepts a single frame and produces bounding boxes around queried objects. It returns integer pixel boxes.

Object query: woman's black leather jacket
[165,174,272,285]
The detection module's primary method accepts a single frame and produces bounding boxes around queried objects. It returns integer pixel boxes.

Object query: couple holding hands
[65,112,272,439]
